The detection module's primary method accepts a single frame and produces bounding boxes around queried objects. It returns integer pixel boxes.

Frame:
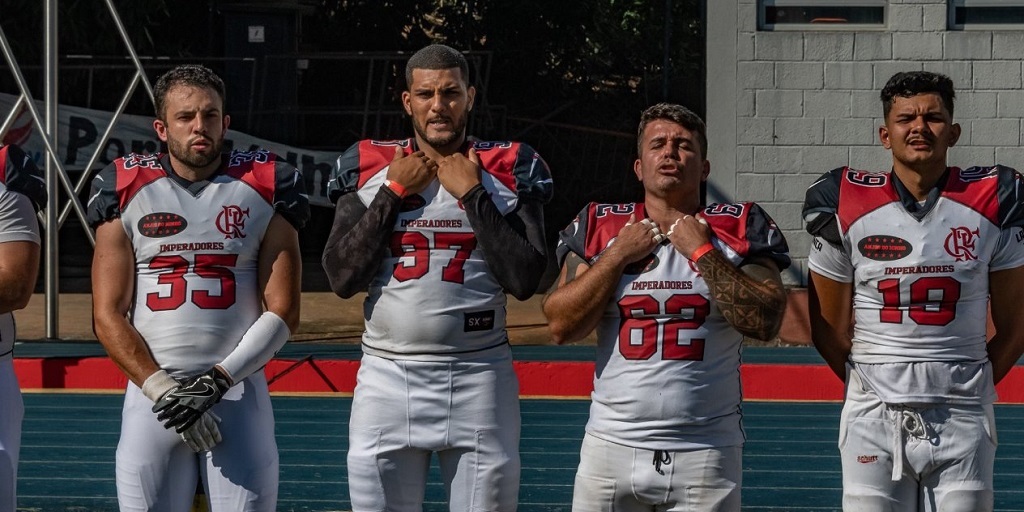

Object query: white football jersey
[805,166,1024,403]
[557,201,790,450]
[87,151,309,376]
[0,145,44,359]
[330,139,553,361]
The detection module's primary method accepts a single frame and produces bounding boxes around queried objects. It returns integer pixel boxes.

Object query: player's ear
[467,85,476,112]
[401,91,413,116]
[701,159,710,182]
[879,123,892,150]
[633,159,643,181]
[153,118,169,142]
[222,114,231,132]
[948,122,961,147]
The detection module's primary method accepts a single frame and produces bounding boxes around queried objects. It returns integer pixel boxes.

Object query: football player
[89,64,309,511]
[543,103,789,511]
[803,71,1024,511]
[0,143,45,510]
[322,44,553,511]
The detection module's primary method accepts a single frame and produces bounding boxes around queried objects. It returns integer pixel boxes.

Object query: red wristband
[383,179,407,198]
[690,242,716,262]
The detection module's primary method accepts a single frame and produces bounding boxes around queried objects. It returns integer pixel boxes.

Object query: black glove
[153,367,232,433]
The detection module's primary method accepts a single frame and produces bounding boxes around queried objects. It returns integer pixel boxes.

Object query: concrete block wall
[706,0,1024,285]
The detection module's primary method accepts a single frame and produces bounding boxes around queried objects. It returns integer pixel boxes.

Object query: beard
[412,114,467,149]
[166,135,223,169]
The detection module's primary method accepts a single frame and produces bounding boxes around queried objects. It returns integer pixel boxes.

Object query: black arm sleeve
[321,188,402,298]
[461,184,547,300]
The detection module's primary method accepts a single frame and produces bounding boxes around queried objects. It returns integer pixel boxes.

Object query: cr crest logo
[944,226,979,261]
[216,205,250,239]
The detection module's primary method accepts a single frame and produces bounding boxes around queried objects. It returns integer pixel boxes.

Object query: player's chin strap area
[889,406,930,481]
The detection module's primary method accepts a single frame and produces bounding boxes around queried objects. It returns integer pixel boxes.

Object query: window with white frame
[949,0,1024,29]
[759,0,886,31]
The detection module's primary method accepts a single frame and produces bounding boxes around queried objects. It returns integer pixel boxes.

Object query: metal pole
[104,0,155,102]
[44,0,59,339]
[663,0,672,101]
[0,95,25,140]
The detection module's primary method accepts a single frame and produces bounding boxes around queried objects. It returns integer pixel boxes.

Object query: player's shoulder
[225,149,309,227]
[472,140,553,202]
[0,143,46,211]
[103,152,169,193]
[703,201,790,268]
[803,166,891,211]
[586,202,638,255]
[87,152,167,226]
[342,139,411,175]
[223,148,296,181]
[328,138,411,203]
[952,164,1024,228]
[558,202,638,261]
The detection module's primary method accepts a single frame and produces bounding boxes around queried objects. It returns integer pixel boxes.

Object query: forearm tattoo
[695,250,786,341]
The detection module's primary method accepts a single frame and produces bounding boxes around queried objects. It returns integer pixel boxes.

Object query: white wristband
[217,311,291,384]
[141,369,178,403]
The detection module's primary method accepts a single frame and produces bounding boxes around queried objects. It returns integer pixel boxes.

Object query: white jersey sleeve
[0,144,45,358]
[807,236,854,282]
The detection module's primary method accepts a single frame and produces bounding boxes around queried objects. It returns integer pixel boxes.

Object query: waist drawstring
[653,450,672,475]
[891,406,929,481]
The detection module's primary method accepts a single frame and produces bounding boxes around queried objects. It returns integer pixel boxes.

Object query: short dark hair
[153,64,226,120]
[880,71,955,119]
[637,103,708,158]
[405,44,470,88]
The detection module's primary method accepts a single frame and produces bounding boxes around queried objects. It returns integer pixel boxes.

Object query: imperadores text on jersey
[159,241,227,252]
[400,219,464,228]
[883,265,956,275]
[630,280,694,291]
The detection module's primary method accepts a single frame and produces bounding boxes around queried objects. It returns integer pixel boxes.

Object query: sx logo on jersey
[944,226,979,261]
[216,205,250,239]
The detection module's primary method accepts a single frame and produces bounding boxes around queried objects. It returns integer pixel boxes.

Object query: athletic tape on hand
[141,369,179,403]
[666,219,681,238]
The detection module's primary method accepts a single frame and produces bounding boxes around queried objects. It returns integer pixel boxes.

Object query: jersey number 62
[617,293,710,361]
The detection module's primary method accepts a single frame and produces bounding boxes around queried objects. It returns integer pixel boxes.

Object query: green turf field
[15,395,1024,511]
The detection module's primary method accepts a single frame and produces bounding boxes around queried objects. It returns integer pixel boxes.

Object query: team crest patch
[944,227,979,261]
[623,254,659,275]
[400,194,426,212]
[216,205,250,239]
[138,212,187,238]
[857,235,912,261]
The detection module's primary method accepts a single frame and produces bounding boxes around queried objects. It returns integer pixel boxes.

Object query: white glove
[180,411,223,452]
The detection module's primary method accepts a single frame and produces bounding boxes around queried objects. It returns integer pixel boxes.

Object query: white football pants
[347,351,521,512]
[116,372,278,512]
